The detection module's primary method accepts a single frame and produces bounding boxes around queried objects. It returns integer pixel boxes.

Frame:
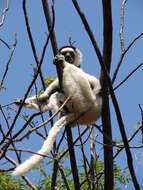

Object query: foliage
[0,172,29,190]
[31,153,130,190]
[38,76,56,97]
[0,85,6,91]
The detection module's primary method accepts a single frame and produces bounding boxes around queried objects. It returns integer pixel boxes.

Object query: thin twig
[7,106,46,140]
[120,0,127,53]
[1,102,15,108]
[0,38,10,49]
[112,32,143,84]
[0,0,9,27]
[0,36,17,87]
[8,148,52,159]
[34,82,47,137]
[114,62,143,91]
[114,125,142,158]
[22,0,45,89]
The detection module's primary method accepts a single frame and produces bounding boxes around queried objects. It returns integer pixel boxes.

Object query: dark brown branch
[0,123,6,139]
[0,38,10,49]
[57,162,70,190]
[23,0,45,91]
[65,126,80,189]
[78,126,91,189]
[101,1,113,189]
[72,0,103,66]
[72,1,140,189]
[41,0,63,89]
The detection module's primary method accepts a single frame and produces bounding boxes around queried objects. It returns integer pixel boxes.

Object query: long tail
[12,114,74,176]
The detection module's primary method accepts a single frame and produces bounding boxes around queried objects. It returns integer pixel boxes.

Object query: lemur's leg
[12,113,75,176]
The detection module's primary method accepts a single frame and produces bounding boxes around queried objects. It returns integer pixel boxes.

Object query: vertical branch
[78,126,91,189]
[100,1,114,190]
[41,1,80,189]
[41,0,62,89]
[72,0,103,66]
[65,125,80,189]
[89,126,96,190]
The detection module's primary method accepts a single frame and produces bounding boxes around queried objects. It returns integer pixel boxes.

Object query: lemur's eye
[62,51,75,63]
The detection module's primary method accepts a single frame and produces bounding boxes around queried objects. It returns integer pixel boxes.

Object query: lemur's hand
[53,54,65,65]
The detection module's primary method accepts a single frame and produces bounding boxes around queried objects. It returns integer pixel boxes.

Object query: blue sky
[0,0,143,189]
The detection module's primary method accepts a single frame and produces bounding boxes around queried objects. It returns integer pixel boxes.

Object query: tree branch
[0,0,53,158]
[72,0,140,189]
[101,1,113,189]
[0,36,17,87]
[41,1,80,189]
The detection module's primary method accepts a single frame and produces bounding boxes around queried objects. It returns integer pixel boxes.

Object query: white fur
[14,47,82,113]
[13,47,102,176]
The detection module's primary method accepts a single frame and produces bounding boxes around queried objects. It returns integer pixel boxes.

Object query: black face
[61,51,75,64]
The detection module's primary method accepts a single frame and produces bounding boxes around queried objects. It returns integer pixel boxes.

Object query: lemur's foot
[14,99,27,106]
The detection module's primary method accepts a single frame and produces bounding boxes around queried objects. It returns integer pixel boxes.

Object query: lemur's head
[58,46,82,67]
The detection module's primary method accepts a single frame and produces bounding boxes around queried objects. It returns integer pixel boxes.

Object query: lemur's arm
[15,79,59,112]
